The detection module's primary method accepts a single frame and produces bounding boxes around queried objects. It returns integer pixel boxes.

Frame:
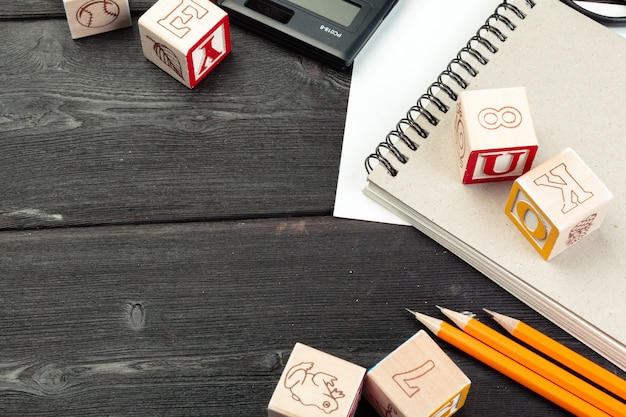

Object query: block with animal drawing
[364,330,471,417]
[268,343,366,417]
[505,147,613,261]
[138,0,231,88]
[453,87,538,184]
[62,0,132,39]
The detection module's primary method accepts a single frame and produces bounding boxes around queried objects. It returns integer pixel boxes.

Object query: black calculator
[215,0,398,69]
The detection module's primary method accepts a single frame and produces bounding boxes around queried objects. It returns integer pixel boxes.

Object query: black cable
[560,0,626,26]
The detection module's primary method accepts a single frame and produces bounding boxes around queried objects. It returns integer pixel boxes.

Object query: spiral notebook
[364,0,626,371]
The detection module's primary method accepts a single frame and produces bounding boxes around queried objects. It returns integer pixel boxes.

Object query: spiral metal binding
[365,0,536,176]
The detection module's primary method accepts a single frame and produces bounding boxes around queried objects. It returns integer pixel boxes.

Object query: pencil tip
[435,305,449,314]
[405,308,417,316]
[437,306,470,329]
[435,305,453,317]
[482,309,518,333]
[406,310,442,334]
[483,308,496,317]
[436,305,451,313]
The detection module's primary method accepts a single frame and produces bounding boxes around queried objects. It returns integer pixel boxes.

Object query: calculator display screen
[287,0,361,27]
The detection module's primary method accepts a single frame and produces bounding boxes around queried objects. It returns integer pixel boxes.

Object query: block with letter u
[453,87,538,184]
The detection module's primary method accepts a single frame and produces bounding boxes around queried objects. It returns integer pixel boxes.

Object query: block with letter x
[138,0,231,88]
[505,148,613,260]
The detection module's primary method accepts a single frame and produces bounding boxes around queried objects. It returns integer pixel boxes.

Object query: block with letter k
[505,148,613,260]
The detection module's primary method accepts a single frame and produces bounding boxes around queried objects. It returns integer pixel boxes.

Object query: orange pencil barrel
[458,315,626,416]
[486,309,626,402]
[411,312,612,417]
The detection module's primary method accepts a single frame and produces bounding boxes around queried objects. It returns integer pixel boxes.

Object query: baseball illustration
[76,0,121,28]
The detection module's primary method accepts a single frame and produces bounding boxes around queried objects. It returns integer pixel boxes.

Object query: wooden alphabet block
[453,87,538,184]
[364,330,471,417]
[268,343,366,417]
[63,0,132,39]
[138,0,231,88]
[505,148,613,260]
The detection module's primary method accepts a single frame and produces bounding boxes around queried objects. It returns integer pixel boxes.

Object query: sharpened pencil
[485,308,626,401]
[406,309,612,417]
[438,306,626,417]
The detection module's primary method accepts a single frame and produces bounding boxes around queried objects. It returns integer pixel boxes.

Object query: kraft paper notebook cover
[364,0,626,371]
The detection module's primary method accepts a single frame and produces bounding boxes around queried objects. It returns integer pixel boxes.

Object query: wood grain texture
[0,1,159,18]
[3,217,620,416]
[0,19,349,229]
[2,8,624,417]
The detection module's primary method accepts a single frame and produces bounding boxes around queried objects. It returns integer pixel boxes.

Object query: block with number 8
[138,0,231,88]
[453,87,538,184]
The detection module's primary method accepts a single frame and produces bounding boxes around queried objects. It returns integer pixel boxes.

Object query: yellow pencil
[406,310,612,417]
[438,306,626,417]
[485,308,626,401]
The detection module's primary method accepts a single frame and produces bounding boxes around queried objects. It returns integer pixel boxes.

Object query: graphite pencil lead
[438,307,471,330]
[407,310,442,334]
[483,309,518,333]
[482,308,496,317]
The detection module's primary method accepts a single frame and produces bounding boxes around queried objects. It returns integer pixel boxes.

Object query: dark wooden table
[1,2,624,416]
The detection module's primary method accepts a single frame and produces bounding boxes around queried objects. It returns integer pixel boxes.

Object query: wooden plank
[1,217,621,416]
[0,18,350,229]
[0,1,158,18]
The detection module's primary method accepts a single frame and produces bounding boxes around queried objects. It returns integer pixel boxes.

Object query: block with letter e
[268,343,366,417]
[63,0,132,39]
[505,148,613,261]
[453,87,538,184]
[138,0,231,88]
[364,330,471,417]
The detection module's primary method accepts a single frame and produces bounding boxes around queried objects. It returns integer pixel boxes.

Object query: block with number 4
[505,148,613,261]
[453,87,538,184]
[138,0,231,88]
[364,330,471,417]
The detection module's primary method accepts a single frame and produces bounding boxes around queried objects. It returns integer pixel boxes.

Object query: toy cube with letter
[453,87,538,184]
[63,0,132,39]
[364,330,471,417]
[268,343,366,417]
[138,0,231,88]
[505,148,613,261]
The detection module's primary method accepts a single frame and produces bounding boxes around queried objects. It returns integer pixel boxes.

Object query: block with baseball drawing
[453,87,538,184]
[138,0,231,88]
[364,330,470,417]
[505,147,613,261]
[268,343,366,417]
[63,0,132,39]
